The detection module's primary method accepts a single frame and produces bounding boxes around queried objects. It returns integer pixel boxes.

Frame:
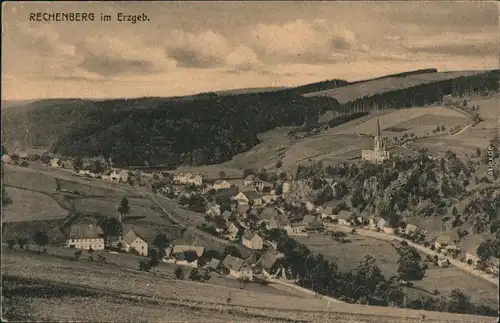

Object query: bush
[175,266,184,280]
[74,250,82,260]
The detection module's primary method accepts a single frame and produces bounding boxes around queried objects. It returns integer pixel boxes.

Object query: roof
[242,190,261,200]
[276,213,291,226]
[291,222,307,228]
[336,210,353,219]
[236,204,250,214]
[203,258,221,270]
[214,179,229,185]
[68,224,103,239]
[172,245,205,258]
[405,224,419,232]
[122,229,146,245]
[216,187,239,198]
[244,175,256,181]
[222,210,232,220]
[243,231,260,241]
[260,207,279,221]
[302,214,317,224]
[309,219,324,230]
[256,251,281,270]
[222,255,246,271]
[322,206,333,215]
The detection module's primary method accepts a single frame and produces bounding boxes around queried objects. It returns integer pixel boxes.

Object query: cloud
[165,30,231,68]
[225,45,263,71]
[247,19,367,63]
[74,36,173,77]
[402,32,499,58]
[15,24,75,58]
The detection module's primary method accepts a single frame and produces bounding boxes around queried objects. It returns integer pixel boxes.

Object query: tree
[275,160,283,168]
[152,233,170,256]
[74,249,82,260]
[397,246,426,281]
[89,160,104,174]
[149,248,160,274]
[20,160,29,167]
[175,266,184,279]
[218,171,226,178]
[33,230,49,252]
[117,197,130,222]
[354,254,386,299]
[88,246,95,260]
[102,217,123,238]
[7,239,15,250]
[17,237,27,249]
[73,157,84,172]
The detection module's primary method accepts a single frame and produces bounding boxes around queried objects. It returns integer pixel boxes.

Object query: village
[3,147,498,289]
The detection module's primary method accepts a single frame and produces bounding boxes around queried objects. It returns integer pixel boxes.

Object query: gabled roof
[203,258,221,270]
[336,210,353,219]
[309,219,324,230]
[69,224,103,239]
[244,175,256,181]
[222,210,232,220]
[241,190,261,200]
[405,224,419,232]
[216,186,239,198]
[172,245,205,258]
[322,206,333,215]
[243,231,261,241]
[222,255,246,271]
[122,229,146,245]
[256,251,281,270]
[260,207,279,221]
[302,214,317,224]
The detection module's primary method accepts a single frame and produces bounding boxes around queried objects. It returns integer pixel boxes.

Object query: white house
[225,222,240,241]
[174,172,203,186]
[164,245,205,268]
[369,217,384,231]
[286,223,308,236]
[282,182,291,196]
[243,175,256,186]
[66,224,105,250]
[213,180,231,190]
[222,255,253,280]
[242,231,263,250]
[234,191,262,206]
[122,229,148,256]
[51,157,62,168]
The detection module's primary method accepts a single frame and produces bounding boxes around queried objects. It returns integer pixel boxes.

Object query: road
[334,226,499,286]
[453,124,472,136]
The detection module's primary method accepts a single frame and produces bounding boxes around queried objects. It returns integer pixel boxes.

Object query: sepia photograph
[1,1,499,322]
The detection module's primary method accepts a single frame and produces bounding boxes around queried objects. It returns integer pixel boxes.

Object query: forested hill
[2,69,499,168]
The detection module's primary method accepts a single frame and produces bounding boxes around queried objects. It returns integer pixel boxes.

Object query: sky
[2,1,498,100]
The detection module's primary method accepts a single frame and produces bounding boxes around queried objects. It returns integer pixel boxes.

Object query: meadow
[2,250,494,323]
[2,187,68,223]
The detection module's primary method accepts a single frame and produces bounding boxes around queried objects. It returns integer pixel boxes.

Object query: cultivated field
[3,164,57,193]
[303,71,486,104]
[330,106,470,138]
[411,136,490,158]
[72,197,159,219]
[2,251,495,323]
[2,187,68,223]
[468,94,500,119]
[295,234,400,277]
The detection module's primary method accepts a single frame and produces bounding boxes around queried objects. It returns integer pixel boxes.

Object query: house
[438,258,450,268]
[305,201,315,212]
[225,222,240,241]
[282,182,291,196]
[259,207,290,230]
[221,255,253,280]
[243,175,256,186]
[262,194,277,204]
[234,191,262,206]
[174,172,203,186]
[122,229,149,256]
[286,223,308,236]
[66,224,104,250]
[101,170,113,181]
[51,157,62,168]
[368,217,384,230]
[405,224,419,235]
[321,206,334,219]
[206,204,222,217]
[1,154,11,164]
[254,179,273,192]
[302,214,317,225]
[242,231,263,250]
[166,245,205,267]
[254,250,283,275]
[213,180,231,190]
[335,210,353,226]
[202,258,221,271]
[221,210,233,222]
[236,204,250,215]
[434,235,453,250]
[309,218,324,231]
[215,186,239,200]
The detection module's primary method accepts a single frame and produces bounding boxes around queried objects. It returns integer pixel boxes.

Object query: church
[361,119,390,163]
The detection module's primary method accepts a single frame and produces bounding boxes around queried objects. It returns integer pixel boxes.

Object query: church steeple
[376,118,381,138]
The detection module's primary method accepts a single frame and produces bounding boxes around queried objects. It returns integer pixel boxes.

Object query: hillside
[2,250,495,323]
[2,69,498,169]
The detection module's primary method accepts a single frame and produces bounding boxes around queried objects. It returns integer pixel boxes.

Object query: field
[468,94,500,119]
[295,234,400,277]
[2,187,68,223]
[295,233,499,311]
[329,106,470,138]
[303,71,486,104]
[2,250,495,323]
[3,164,57,193]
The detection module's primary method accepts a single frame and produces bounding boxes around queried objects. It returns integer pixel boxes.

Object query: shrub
[175,266,184,280]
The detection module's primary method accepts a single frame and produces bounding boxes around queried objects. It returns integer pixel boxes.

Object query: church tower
[373,118,385,152]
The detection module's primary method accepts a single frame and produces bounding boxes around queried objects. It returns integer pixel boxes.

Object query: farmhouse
[336,210,353,226]
[51,157,63,168]
[254,179,273,192]
[286,223,308,236]
[122,229,148,256]
[321,206,334,219]
[174,172,203,186]
[165,245,205,267]
[66,224,104,250]
[234,191,262,206]
[221,255,253,280]
[242,231,263,250]
[302,214,317,225]
[259,207,290,230]
[361,119,390,164]
[243,175,256,186]
[215,186,239,199]
[213,180,231,190]
[225,222,240,241]
[254,250,282,276]
[404,223,419,235]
